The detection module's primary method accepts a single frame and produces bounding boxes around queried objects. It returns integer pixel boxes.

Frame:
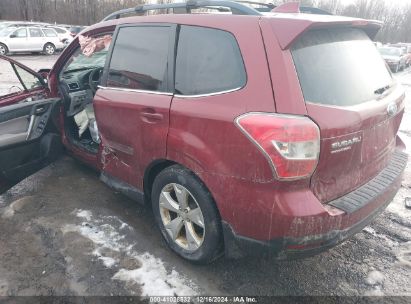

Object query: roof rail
[102,0,262,21]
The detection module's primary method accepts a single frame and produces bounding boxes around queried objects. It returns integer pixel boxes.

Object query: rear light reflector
[235,113,320,180]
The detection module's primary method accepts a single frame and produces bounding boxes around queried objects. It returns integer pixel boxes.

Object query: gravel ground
[0,54,410,298]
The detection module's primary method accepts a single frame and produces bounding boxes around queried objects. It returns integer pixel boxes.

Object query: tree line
[0,0,410,43]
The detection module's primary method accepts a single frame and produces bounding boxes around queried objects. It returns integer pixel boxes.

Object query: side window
[29,28,44,38]
[12,28,27,38]
[42,29,57,37]
[14,65,43,91]
[107,26,170,92]
[0,62,25,97]
[175,26,246,96]
[0,61,42,97]
[54,28,66,34]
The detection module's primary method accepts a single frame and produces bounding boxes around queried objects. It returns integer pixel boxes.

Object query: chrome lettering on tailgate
[331,136,362,154]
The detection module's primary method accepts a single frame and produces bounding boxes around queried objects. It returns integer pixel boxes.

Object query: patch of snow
[387,188,411,219]
[75,209,93,221]
[1,196,33,219]
[93,248,117,268]
[63,209,198,296]
[363,226,376,235]
[362,226,398,247]
[120,222,130,230]
[99,256,118,268]
[1,205,15,219]
[396,241,411,268]
[113,253,196,296]
[365,270,385,286]
[364,286,385,296]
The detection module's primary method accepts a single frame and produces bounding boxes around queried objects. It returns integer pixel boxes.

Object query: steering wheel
[89,67,104,95]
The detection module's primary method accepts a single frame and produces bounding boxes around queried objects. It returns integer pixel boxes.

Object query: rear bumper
[222,150,408,259]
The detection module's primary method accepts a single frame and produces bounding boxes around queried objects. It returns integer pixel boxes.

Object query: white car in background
[45,26,74,45]
[0,27,65,55]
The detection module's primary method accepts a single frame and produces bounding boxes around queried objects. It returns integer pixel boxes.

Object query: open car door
[0,55,62,193]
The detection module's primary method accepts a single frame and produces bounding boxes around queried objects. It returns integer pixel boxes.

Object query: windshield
[62,34,112,73]
[63,49,108,73]
[291,28,393,106]
[379,47,402,57]
[0,28,13,37]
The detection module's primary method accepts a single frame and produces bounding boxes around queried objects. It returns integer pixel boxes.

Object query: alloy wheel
[0,45,6,55]
[159,183,205,251]
[45,45,55,55]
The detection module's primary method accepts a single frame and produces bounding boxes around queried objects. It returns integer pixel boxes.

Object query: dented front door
[94,24,176,190]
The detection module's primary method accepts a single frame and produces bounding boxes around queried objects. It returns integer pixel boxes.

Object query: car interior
[0,59,62,192]
[58,34,112,154]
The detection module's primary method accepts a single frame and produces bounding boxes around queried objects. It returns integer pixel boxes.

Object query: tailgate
[290,27,405,203]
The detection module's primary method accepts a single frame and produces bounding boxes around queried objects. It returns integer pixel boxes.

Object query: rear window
[291,28,393,106]
[42,29,57,37]
[53,27,66,34]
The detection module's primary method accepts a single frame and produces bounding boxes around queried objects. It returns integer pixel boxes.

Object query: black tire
[43,43,56,55]
[152,165,223,264]
[0,43,8,55]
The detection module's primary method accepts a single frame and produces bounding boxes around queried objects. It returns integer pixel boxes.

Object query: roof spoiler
[237,1,332,15]
[272,2,300,13]
[269,18,383,50]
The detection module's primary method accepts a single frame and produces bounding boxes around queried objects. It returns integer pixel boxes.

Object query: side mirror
[38,69,50,81]
[9,34,16,38]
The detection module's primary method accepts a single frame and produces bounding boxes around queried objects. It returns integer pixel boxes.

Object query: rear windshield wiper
[374,84,391,95]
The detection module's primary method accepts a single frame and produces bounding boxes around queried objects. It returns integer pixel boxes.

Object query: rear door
[290,28,405,203]
[0,56,62,193]
[28,27,45,51]
[94,24,176,190]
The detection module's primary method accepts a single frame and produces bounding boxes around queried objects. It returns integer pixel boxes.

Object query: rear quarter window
[291,28,393,106]
[175,25,246,96]
[42,29,57,37]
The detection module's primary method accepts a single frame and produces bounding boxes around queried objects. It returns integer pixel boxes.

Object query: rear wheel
[43,43,55,55]
[152,165,223,264]
[0,43,8,55]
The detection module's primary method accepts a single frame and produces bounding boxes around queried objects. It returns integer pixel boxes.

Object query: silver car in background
[378,46,408,73]
[0,27,65,55]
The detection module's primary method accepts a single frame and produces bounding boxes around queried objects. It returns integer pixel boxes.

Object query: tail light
[235,113,320,180]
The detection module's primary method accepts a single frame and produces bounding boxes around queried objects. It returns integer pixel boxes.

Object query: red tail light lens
[235,113,320,180]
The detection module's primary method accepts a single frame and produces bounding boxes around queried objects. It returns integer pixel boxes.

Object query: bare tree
[0,0,411,43]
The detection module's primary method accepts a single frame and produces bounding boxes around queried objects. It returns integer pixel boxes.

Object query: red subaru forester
[0,1,407,263]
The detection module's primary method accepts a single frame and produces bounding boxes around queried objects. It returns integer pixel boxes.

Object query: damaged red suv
[0,1,407,263]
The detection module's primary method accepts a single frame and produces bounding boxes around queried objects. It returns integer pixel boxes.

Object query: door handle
[31,104,48,116]
[34,106,47,115]
[140,112,164,121]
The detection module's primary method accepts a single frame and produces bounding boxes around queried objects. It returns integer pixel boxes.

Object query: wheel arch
[143,158,221,217]
[143,159,177,204]
[0,42,9,53]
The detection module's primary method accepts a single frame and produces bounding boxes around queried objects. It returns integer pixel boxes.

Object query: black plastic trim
[100,172,145,204]
[329,150,408,213]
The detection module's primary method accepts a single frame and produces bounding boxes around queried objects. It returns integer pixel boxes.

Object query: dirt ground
[0,54,410,298]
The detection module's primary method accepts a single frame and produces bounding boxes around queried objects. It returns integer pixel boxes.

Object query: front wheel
[43,43,56,55]
[152,165,223,264]
[0,43,8,55]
